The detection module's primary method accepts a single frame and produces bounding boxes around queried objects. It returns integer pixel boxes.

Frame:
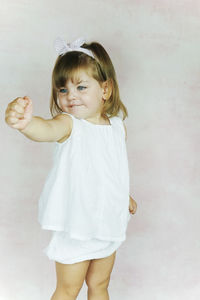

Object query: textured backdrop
[1,0,200,299]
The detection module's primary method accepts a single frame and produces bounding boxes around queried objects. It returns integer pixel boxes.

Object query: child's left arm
[122,122,137,215]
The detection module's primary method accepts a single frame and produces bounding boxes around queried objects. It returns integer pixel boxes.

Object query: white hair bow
[54,36,95,59]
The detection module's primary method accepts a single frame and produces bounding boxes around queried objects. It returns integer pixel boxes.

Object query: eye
[77,86,87,91]
[59,88,67,93]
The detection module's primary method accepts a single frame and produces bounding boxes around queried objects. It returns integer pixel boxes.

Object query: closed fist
[5,96,33,130]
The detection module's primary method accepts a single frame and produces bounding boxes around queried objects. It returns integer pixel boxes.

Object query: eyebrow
[58,80,89,90]
[77,80,88,83]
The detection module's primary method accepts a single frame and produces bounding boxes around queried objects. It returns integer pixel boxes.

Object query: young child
[5,36,137,300]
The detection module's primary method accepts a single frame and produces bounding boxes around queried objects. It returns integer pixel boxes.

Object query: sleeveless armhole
[55,112,75,145]
[114,116,126,139]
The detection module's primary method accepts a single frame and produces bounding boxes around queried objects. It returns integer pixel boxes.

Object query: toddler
[5,36,137,300]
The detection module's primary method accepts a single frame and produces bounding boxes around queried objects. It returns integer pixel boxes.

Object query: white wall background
[1,0,200,299]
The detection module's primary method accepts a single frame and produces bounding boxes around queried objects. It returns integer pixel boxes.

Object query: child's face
[57,70,106,120]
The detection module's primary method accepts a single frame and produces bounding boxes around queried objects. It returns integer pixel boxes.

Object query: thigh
[55,259,91,290]
[85,251,116,287]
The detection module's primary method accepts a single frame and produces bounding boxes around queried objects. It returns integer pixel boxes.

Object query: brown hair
[50,41,128,120]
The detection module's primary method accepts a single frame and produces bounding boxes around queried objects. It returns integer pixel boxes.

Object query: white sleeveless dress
[38,112,131,264]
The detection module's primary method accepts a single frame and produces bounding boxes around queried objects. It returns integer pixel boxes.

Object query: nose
[67,90,81,107]
[67,89,77,100]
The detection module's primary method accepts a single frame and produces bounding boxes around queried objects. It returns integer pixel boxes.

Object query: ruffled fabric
[43,231,123,264]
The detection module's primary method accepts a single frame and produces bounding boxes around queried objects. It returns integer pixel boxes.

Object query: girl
[5,37,137,300]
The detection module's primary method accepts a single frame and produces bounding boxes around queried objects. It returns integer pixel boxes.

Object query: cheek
[83,97,95,107]
[58,96,66,104]
[57,98,66,110]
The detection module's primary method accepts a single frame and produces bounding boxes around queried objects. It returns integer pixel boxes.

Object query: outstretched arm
[19,114,72,142]
[5,96,71,142]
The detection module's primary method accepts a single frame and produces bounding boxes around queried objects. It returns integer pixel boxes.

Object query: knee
[86,276,110,291]
[56,284,82,298]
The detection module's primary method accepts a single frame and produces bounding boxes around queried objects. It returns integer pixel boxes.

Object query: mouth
[68,105,82,108]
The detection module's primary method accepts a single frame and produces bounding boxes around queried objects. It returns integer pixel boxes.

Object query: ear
[101,79,112,100]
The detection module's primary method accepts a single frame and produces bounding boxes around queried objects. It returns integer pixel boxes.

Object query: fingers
[129,202,137,215]
[6,97,27,114]
[15,96,30,111]
[129,208,136,214]
[5,96,31,126]
[8,109,23,120]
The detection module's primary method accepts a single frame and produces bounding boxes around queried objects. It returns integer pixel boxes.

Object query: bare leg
[87,287,109,300]
[50,259,91,300]
[85,252,116,300]
[51,287,77,300]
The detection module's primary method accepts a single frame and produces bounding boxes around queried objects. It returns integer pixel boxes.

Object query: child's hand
[129,195,137,215]
[5,96,33,130]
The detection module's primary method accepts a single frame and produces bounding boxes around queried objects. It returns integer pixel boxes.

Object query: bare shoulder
[122,122,127,141]
[47,113,73,143]
[53,113,72,123]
